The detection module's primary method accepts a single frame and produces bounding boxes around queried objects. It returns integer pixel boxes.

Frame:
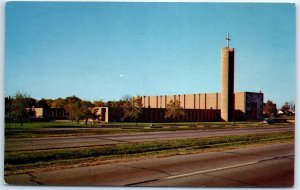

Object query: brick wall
[142,92,221,110]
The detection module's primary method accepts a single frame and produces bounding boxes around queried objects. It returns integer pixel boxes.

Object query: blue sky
[5,2,295,107]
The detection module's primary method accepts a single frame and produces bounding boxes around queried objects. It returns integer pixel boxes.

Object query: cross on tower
[226,33,231,47]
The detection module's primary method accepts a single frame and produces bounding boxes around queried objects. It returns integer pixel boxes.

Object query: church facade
[140,91,263,122]
[101,34,264,122]
[92,34,264,123]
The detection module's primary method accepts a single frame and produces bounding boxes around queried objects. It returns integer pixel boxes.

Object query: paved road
[5,126,294,152]
[5,142,294,187]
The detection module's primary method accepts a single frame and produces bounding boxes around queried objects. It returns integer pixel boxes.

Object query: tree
[81,100,95,125]
[122,95,143,123]
[106,101,117,108]
[165,99,185,122]
[64,96,82,123]
[64,96,96,124]
[45,99,54,108]
[93,100,105,107]
[289,101,295,112]
[37,98,49,109]
[281,101,295,115]
[264,100,277,117]
[5,96,13,128]
[119,95,132,109]
[27,98,38,108]
[51,97,66,108]
[10,92,31,126]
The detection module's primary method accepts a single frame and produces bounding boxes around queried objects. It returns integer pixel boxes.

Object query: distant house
[277,108,295,116]
[277,109,284,115]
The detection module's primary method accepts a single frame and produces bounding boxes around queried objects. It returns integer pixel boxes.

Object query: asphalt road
[5,125,294,152]
[5,142,294,187]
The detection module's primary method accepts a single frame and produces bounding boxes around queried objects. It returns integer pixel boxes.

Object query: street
[5,125,294,152]
[5,142,294,187]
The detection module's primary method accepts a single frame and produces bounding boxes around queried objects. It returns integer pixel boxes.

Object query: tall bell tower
[221,33,235,121]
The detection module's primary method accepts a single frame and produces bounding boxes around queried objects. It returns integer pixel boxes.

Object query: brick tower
[221,33,235,121]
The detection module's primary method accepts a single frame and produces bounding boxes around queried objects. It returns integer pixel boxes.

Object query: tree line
[6,92,295,127]
[5,92,185,126]
[264,100,295,117]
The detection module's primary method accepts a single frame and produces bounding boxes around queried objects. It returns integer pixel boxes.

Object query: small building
[92,107,109,123]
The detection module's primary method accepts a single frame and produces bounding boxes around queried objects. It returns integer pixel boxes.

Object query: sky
[5,2,295,107]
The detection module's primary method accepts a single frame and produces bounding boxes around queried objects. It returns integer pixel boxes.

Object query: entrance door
[101,108,106,122]
[249,103,258,120]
